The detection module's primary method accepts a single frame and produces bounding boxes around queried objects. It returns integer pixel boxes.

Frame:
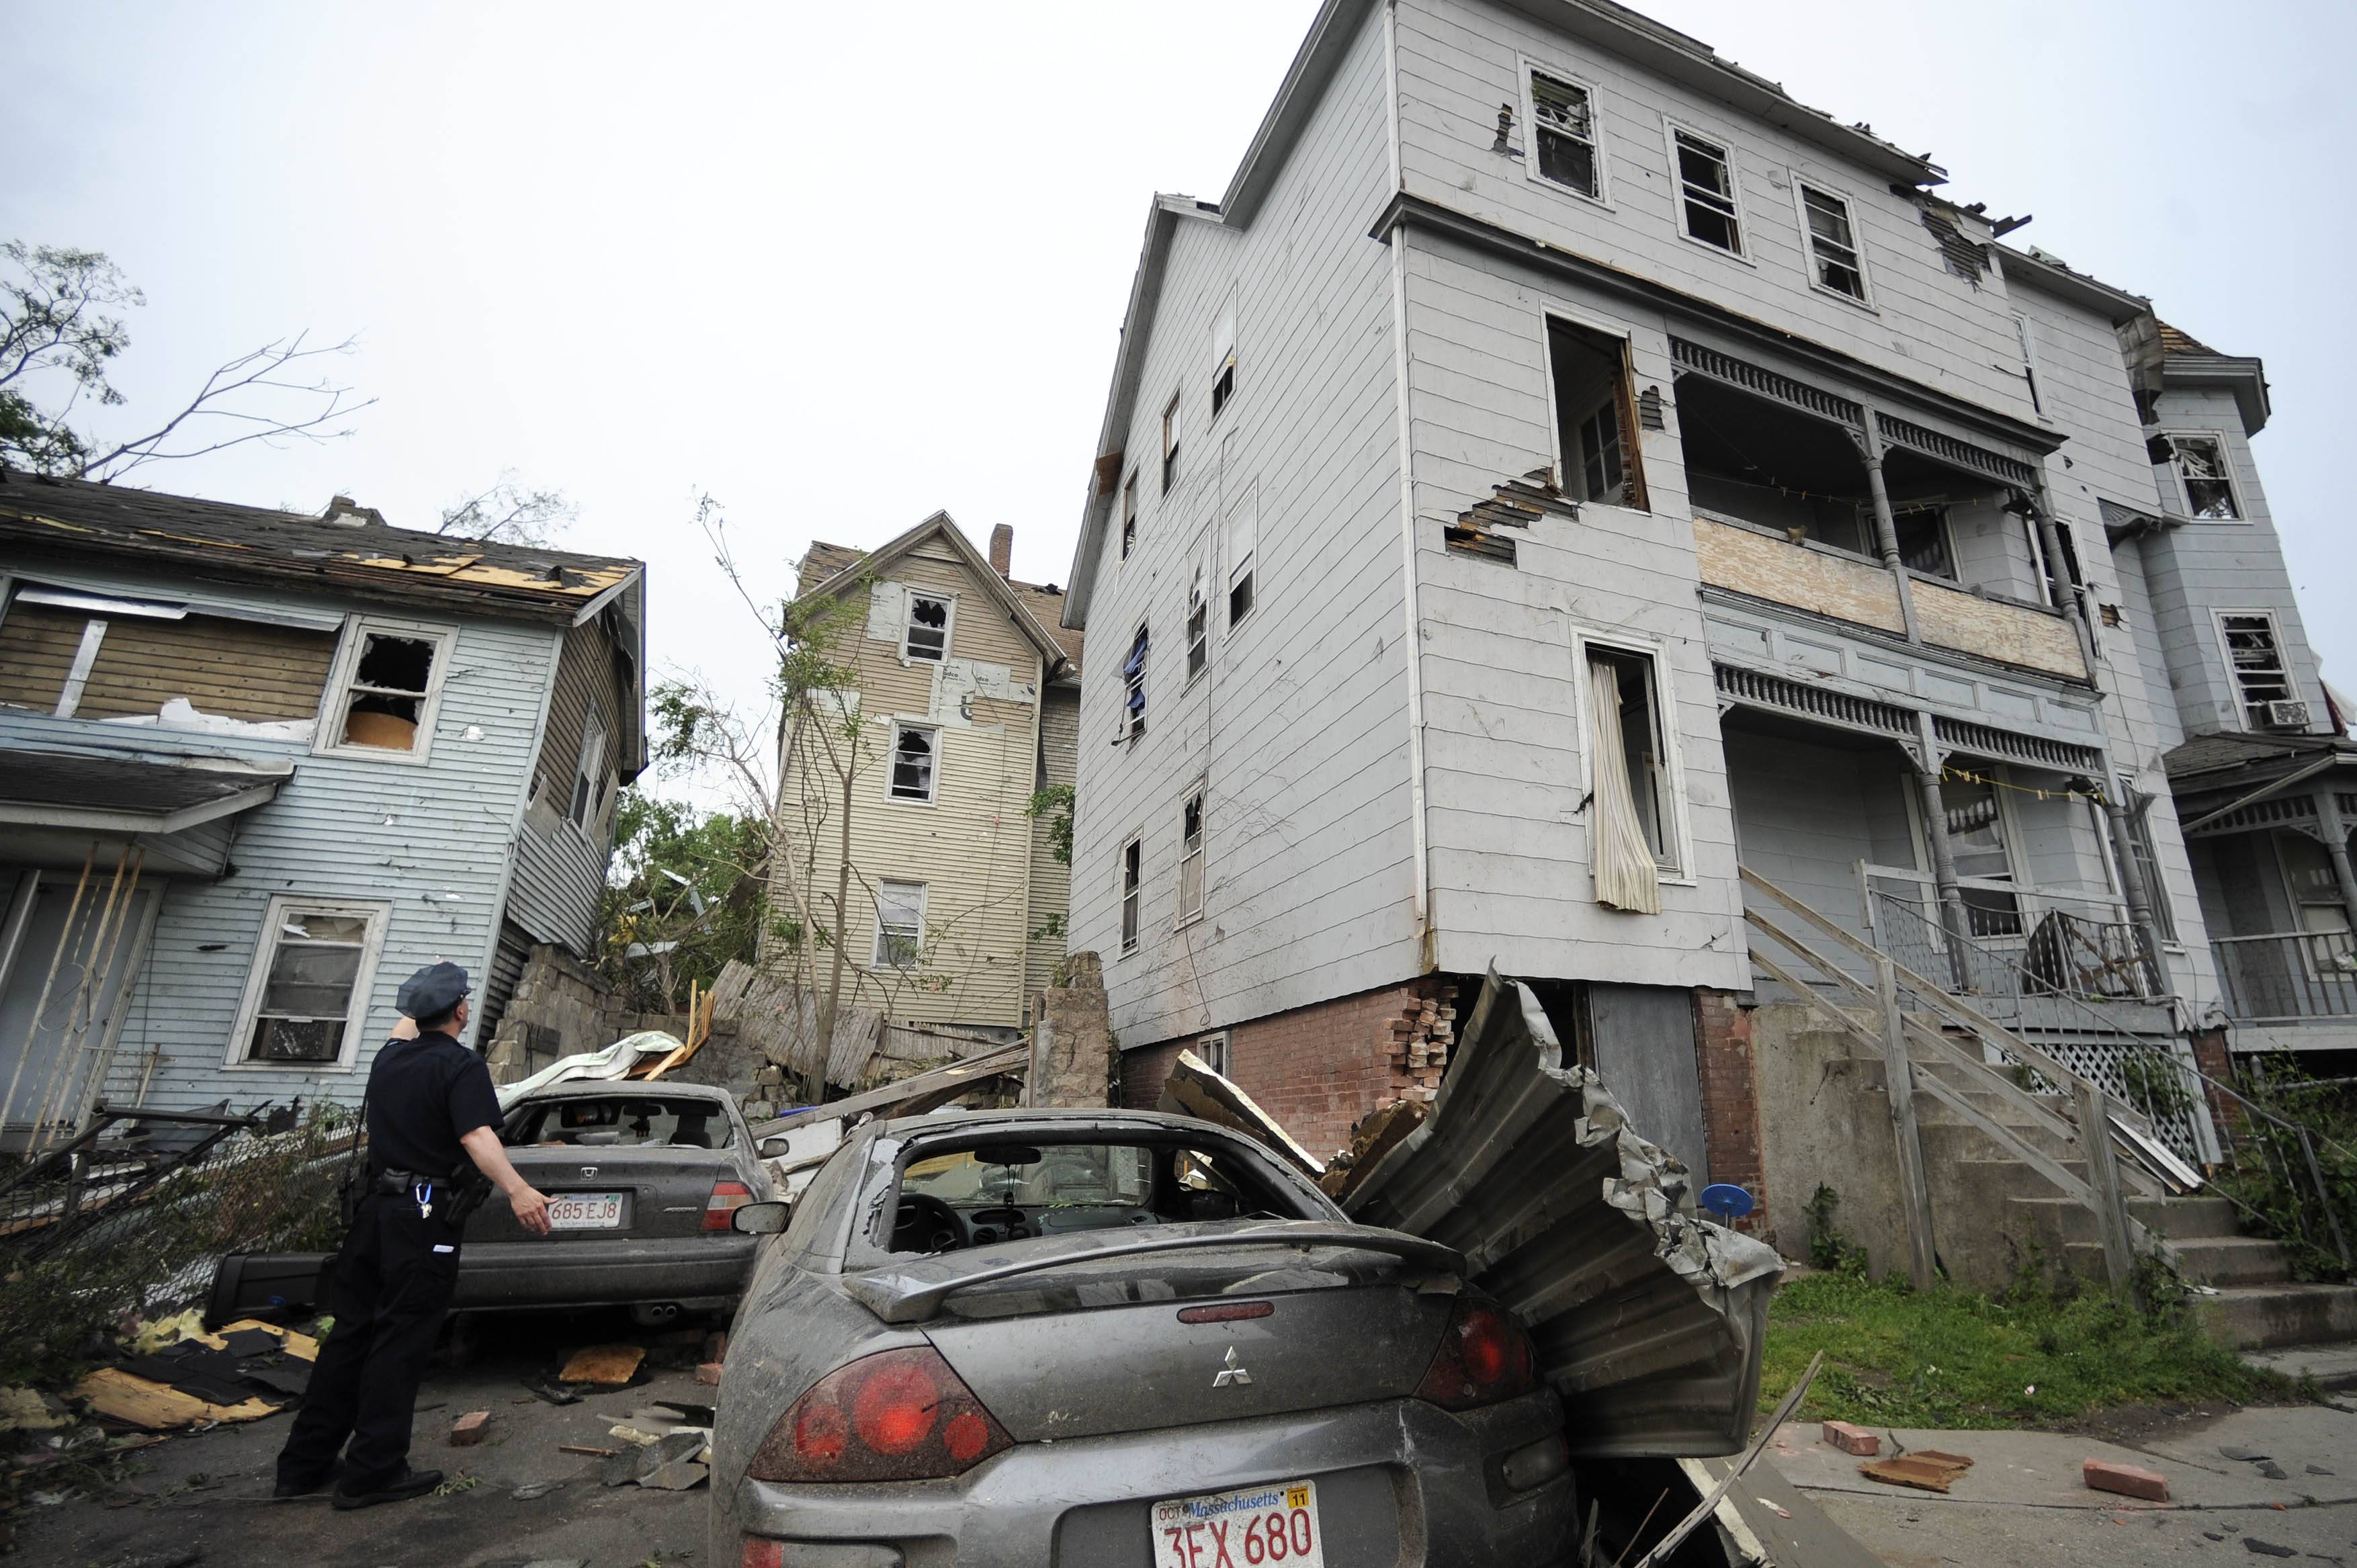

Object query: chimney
[322,494,386,528]
[988,523,1014,580]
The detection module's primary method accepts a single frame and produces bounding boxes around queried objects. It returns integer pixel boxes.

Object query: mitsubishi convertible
[708,1108,1574,1568]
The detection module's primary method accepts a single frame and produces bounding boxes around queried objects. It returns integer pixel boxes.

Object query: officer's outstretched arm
[459,1125,554,1235]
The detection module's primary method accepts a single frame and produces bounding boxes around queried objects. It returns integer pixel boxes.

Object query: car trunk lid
[464,1145,734,1244]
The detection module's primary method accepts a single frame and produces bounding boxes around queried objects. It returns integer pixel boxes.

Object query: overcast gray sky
[7,1,2351,801]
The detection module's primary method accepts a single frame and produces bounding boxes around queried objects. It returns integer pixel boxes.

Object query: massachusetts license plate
[547,1192,624,1230]
[1152,1477,1322,1567]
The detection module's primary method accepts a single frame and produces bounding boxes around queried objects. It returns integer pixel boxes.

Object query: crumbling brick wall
[484,943,609,1085]
[1119,977,1459,1164]
[1693,988,1770,1237]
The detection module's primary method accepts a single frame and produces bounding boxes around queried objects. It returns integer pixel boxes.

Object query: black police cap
[395,961,470,1020]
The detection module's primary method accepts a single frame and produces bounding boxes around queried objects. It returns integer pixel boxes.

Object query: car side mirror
[758,1135,792,1159]
[732,1200,793,1235]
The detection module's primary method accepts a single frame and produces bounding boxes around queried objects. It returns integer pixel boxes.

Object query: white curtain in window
[1587,656,1662,914]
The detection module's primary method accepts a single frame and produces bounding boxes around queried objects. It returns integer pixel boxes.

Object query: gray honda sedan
[709,1108,1573,1567]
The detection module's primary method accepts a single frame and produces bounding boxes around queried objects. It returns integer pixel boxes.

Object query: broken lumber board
[558,1443,618,1457]
[1158,1049,1324,1177]
[73,1367,280,1430]
[560,1344,645,1385]
[1859,1450,1974,1493]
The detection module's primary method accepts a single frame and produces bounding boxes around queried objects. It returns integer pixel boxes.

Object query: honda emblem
[580,1166,599,1180]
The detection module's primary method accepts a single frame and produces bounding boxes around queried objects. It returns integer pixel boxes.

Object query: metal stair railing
[1741,864,2167,1295]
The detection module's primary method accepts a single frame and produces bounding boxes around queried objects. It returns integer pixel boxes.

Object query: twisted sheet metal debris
[1344,967,1784,1458]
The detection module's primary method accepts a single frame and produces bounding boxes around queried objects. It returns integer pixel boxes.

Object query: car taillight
[748,1346,1012,1482]
[1415,1296,1539,1411]
[739,1541,784,1568]
[703,1180,754,1231]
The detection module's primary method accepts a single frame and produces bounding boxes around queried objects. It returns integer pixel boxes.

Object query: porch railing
[1862,866,2159,1002]
[2212,931,2357,1022]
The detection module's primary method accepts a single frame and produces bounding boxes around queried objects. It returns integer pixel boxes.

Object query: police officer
[274,961,553,1509]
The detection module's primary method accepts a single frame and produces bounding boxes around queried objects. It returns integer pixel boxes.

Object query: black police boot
[272,1461,341,1499]
[331,1467,443,1510]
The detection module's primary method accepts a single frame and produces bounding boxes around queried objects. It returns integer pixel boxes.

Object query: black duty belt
[372,1168,462,1195]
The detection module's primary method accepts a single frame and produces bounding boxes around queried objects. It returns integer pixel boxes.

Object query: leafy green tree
[597,791,767,1012]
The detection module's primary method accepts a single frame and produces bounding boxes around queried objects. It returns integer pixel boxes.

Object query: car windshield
[507,1095,734,1149]
[902,1143,1152,1207]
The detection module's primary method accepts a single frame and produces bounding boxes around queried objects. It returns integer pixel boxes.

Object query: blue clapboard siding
[0,558,563,1115]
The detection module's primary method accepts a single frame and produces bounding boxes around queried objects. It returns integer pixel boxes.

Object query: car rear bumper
[452,1233,756,1311]
[716,1387,1570,1567]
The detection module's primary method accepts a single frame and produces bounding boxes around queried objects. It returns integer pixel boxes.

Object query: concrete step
[2195,1283,2357,1351]
[2241,1340,2357,1393]
[1955,1158,2091,1203]
[2063,1236,2292,1288]
[1923,1119,2075,1167]
[2008,1194,2245,1244]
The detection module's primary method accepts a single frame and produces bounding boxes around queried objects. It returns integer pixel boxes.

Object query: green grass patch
[1759,1268,2286,1430]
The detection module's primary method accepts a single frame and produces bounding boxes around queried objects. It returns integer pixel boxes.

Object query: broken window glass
[1122,625,1149,739]
[1121,472,1138,561]
[1673,130,1742,253]
[2170,436,2240,520]
[1210,304,1236,420]
[1120,838,1142,955]
[339,631,437,750]
[873,879,926,968]
[1548,318,1648,509]
[1187,563,1209,680]
[1800,185,1865,299]
[1579,406,1623,500]
[889,724,936,801]
[1225,484,1256,627]
[2219,612,2294,724]
[903,594,951,661]
[247,907,374,1062]
[1529,71,1598,197]
[1941,772,2023,937]
[1178,789,1205,920]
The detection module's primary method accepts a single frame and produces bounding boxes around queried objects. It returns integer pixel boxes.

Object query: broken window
[237,900,385,1065]
[1178,787,1205,922]
[2168,435,2241,520]
[1942,771,2023,938]
[1121,624,1149,740]
[903,593,951,662]
[1893,506,1955,580]
[1162,393,1182,494]
[889,722,937,801]
[1548,318,1648,509]
[1210,303,1236,421]
[1673,369,1871,551]
[2014,315,2045,415]
[2218,611,2300,728]
[1120,472,1138,561]
[873,879,927,969]
[1671,128,1742,253]
[1528,69,1599,198]
[1586,646,1674,913]
[1798,184,1866,300]
[1225,482,1257,625]
[331,624,446,754]
[1119,837,1142,955]
[570,703,609,828]
[1186,560,1209,681]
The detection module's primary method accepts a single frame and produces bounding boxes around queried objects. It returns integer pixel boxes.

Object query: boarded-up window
[0,590,332,723]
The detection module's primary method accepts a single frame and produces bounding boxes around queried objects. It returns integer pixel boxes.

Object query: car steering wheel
[893,1192,965,1254]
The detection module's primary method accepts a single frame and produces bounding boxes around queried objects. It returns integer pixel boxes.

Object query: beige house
[771,514,1080,1036]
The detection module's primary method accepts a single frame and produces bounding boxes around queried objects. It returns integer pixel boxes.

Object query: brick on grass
[2082,1458,2170,1502]
[450,1409,491,1446]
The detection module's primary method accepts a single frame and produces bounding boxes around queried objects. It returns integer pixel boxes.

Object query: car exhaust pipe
[630,1302,683,1327]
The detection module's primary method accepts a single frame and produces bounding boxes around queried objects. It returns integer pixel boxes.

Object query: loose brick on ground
[2082,1458,2170,1502]
[1822,1420,1880,1456]
[450,1409,491,1446]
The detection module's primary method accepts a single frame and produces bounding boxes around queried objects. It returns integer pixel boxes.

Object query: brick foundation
[2189,1026,2239,1133]
[1118,977,1461,1163]
[1693,988,1769,1235]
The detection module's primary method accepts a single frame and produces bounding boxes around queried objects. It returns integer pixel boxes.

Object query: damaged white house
[0,474,646,1140]
[1059,0,2352,1332]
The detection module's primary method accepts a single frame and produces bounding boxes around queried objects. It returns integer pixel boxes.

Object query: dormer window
[904,593,951,661]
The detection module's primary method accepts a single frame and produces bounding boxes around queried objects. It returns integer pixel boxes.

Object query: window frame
[1193,1030,1232,1078]
[1570,627,1695,885]
[222,894,392,1072]
[1209,300,1237,423]
[313,616,457,765]
[1791,178,1873,306]
[1662,120,1749,260]
[1121,623,1150,741]
[1120,470,1139,562]
[886,720,941,804]
[872,878,928,969]
[1539,307,1651,513]
[2013,313,2047,417]
[1518,58,1611,206]
[568,701,611,835]
[1225,480,1257,628]
[901,590,955,663]
[2163,433,2244,522]
[1118,835,1143,957]
[1177,783,1207,926]
[1162,392,1183,494]
[2212,608,2298,730]
[1185,557,1209,685]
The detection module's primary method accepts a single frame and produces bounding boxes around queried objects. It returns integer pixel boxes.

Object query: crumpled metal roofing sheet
[1344,968,1783,1457]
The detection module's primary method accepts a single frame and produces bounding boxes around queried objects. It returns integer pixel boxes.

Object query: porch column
[1909,718,1972,990]
[1855,405,1922,644]
[2314,788,2357,937]
[2024,493,2104,682]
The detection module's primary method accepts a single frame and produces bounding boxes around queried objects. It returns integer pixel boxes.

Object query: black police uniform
[275,998,503,1499]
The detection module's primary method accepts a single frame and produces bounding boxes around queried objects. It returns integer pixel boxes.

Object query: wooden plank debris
[558,1344,645,1385]
[1859,1450,1975,1493]
[1158,1049,1324,1178]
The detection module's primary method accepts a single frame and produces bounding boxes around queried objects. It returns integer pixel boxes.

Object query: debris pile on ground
[71,1318,316,1432]
[593,1401,712,1491]
[1859,1449,1975,1493]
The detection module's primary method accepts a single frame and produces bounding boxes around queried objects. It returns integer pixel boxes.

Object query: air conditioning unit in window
[2257,699,2312,731]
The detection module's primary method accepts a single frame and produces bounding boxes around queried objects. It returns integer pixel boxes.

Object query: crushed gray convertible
[710,1108,1576,1567]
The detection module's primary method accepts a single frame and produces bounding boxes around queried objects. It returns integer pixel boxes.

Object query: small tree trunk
[816,752,855,1099]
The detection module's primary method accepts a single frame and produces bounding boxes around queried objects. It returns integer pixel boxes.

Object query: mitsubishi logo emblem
[1213,1346,1252,1389]
[580,1166,599,1180]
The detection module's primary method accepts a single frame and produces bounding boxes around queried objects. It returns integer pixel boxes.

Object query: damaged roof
[0,472,643,627]
[798,518,1082,677]
[0,750,284,832]
[2165,730,2356,784]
